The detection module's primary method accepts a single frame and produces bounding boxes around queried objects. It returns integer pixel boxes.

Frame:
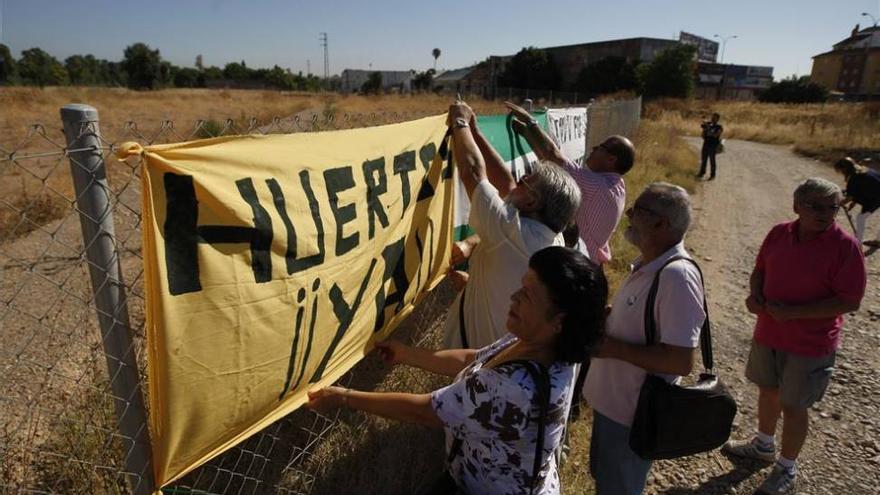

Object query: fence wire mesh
[0,98,641,494]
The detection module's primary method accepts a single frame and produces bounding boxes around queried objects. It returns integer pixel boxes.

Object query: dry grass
[645,98,880,163]
[0,87,505,144]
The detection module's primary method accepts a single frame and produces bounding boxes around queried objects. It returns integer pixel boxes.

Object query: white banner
[547,108,588,166]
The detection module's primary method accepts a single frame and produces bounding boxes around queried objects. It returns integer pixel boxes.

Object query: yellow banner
[137,115,454,486]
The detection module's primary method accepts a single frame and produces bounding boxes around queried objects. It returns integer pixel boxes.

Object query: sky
[2,0,879,81]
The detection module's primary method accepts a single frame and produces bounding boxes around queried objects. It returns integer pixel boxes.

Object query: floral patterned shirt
[430,334,575,495]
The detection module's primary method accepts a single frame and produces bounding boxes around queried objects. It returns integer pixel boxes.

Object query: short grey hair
[529,160,581,233]
[643,182,692,240]
[794,177,842,203]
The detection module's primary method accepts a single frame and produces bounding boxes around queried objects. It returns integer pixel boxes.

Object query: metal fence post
[60,104,155,495]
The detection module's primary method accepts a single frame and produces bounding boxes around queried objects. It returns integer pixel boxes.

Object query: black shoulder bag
[437,361,551,495]
[628,256,738,460]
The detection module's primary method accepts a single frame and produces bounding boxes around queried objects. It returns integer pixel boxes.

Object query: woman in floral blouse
[307,246,608,494]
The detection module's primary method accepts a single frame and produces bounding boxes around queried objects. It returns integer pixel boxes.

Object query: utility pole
[307,59,311,76]
[319,32,329,79]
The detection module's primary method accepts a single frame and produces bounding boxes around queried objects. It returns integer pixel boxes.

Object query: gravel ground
[641,139,880,495]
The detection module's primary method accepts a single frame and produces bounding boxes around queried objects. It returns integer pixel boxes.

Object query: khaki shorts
[745,340,835,409]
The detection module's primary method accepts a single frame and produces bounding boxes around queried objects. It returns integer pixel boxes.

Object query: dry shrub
[0,188,68,241]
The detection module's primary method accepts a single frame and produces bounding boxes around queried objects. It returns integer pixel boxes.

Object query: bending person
[442,101,581,349]
[833,157,880,247]
[307,247,609,495]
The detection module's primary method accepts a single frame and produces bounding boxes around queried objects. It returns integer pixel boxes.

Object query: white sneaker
[721,437,776,463]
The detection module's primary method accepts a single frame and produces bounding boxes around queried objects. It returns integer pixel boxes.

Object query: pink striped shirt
[563,160,626,264]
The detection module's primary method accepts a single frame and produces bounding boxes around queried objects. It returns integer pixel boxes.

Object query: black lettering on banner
[393,150,416,218]
[418,142,436,171]
[293,279,321,391]
[279,287,306,400]
[416,143,437,202]
[413,220,435,297]
[309,259,377,383]
[372,238,410,332]
[163,173,273,295]
[163,173,202,295]
[324,166,359,257]
[362,157,389,239]
[201,178,274,284]
[269,173,326,274]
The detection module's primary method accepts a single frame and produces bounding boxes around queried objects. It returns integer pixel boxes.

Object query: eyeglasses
[803,202,841,213]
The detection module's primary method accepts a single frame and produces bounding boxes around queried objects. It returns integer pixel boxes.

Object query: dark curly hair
[528,246,608,364]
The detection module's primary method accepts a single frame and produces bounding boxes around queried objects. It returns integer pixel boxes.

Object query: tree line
[0,41,828,103]
[492,44,827,102]
[0,42,327,91]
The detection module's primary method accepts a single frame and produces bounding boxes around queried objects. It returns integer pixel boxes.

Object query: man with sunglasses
[723,178,866,495]
[504,101,634,266]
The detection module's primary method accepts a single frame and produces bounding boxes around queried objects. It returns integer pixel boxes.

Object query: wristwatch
[453,117,469,129]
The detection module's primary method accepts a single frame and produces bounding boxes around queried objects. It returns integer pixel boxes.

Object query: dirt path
[642,139,880,495]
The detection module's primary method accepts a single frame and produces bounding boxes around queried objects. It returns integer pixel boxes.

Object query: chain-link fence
[0,97,641,494]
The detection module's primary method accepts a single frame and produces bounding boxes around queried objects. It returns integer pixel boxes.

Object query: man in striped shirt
[506,101,634,265]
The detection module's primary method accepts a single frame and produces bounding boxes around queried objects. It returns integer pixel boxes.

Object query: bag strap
[515,360,551,495]
[642,255,714,371]
[445,360,551,495]
[457,287,469,349]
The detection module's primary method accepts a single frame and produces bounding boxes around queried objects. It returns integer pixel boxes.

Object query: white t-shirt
[583,243,706,427]
[443,180,563,349]
[431,334,575,495]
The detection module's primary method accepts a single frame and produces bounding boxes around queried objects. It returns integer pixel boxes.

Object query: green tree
[65,54,102,85]
[361,71,383,94]
[758,76,828,103]
[18,48,68,87]
[202,66,223,81]
[223,61,250,81]
[122,42,164,89]
[174,67,202,88]
[573,56,638,95]
[96,60,127,87]
[498,47,561,90]
[637,44,697,99]
[0,43,17,84]
[412,68,435,91]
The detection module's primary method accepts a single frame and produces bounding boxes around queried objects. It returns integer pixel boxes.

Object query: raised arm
[471,118,516,198]
[449,102,486,199]
[505,101,568,167]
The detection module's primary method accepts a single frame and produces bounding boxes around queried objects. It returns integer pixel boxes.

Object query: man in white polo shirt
[583,183,706,495]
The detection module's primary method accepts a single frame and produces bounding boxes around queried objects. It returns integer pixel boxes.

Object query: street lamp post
[713,34,738,100]
[862,12,878,27]
[713,34,738,64]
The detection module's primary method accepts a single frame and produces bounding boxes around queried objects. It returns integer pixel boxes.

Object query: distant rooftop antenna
[319,32,329,79]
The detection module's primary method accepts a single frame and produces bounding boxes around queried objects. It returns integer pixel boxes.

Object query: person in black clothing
[834,157,880,247]
[698,113,723,180]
